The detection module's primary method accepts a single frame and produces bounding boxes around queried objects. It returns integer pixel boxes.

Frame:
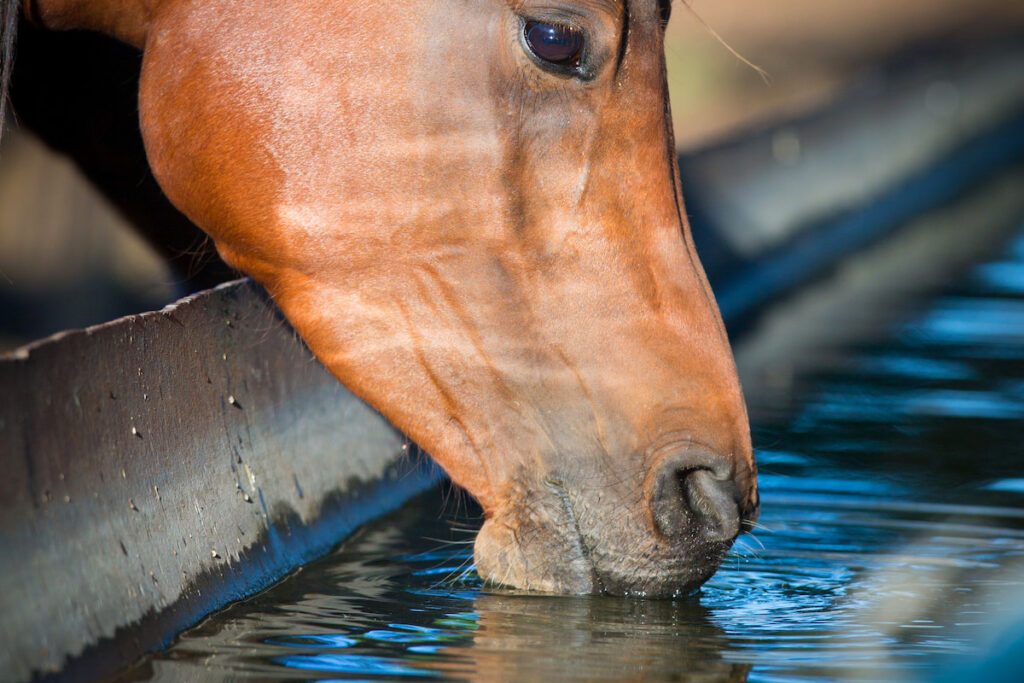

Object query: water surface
[123,224,1024,682]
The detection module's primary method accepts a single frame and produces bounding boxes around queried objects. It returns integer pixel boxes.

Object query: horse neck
[22,0,151,48]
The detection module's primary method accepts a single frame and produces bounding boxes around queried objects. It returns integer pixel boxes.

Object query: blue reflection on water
[278,653,441,676]
[365,625,452,643]
[984,479,1024,493]
[972,261,1024,294]
[856,352,976,381]
[795,387,1024,423]
[907,299,1024,345]
[267,633,358,648]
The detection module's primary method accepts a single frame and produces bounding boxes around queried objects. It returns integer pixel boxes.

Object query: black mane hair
[1,0,17,139]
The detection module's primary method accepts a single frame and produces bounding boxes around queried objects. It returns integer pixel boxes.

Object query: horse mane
[1,0,18,140]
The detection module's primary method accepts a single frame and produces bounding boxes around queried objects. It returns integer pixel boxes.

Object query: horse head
[25,0,758,595]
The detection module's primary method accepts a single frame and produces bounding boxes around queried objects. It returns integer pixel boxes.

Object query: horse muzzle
[473,445,757,597]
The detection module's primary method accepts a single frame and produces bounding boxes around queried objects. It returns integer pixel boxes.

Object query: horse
[2,0,758,596]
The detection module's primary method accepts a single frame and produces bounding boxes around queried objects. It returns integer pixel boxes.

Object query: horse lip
[544,476,607,594]
[482,469,737,596]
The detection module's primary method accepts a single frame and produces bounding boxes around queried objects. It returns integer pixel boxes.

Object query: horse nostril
[649,452,741,543]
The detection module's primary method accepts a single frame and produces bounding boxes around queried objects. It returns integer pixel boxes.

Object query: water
[122,224,1024,682]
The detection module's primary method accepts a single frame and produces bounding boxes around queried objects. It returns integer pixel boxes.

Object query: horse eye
[524,21,584,67]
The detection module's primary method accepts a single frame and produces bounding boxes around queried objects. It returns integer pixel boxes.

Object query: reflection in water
[464,594,748,682]
[122,224,1024,681]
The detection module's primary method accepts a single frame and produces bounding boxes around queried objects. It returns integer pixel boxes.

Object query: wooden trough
[2,44,1022,682]
[0,282,441,681]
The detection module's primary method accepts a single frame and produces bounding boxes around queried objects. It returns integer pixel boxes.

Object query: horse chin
[474,518,598,595]
[593,547,733,598]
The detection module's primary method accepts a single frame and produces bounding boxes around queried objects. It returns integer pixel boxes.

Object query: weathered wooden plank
[0,279,440,682]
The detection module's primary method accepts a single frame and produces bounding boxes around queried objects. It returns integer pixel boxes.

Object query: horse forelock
[0,0,18,141]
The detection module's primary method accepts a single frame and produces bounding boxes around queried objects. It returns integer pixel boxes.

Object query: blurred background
[1,0,1024,351]
[665,0,1024,146]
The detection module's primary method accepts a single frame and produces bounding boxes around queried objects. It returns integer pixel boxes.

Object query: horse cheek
[138,35,287,286]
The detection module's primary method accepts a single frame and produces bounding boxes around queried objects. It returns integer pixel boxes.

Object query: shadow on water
[120,213,1024,681]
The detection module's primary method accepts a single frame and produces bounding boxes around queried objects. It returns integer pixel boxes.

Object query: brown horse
[5,0,758,596]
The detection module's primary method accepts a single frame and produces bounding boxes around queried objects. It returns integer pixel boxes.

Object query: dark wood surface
[0,279,439,682]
